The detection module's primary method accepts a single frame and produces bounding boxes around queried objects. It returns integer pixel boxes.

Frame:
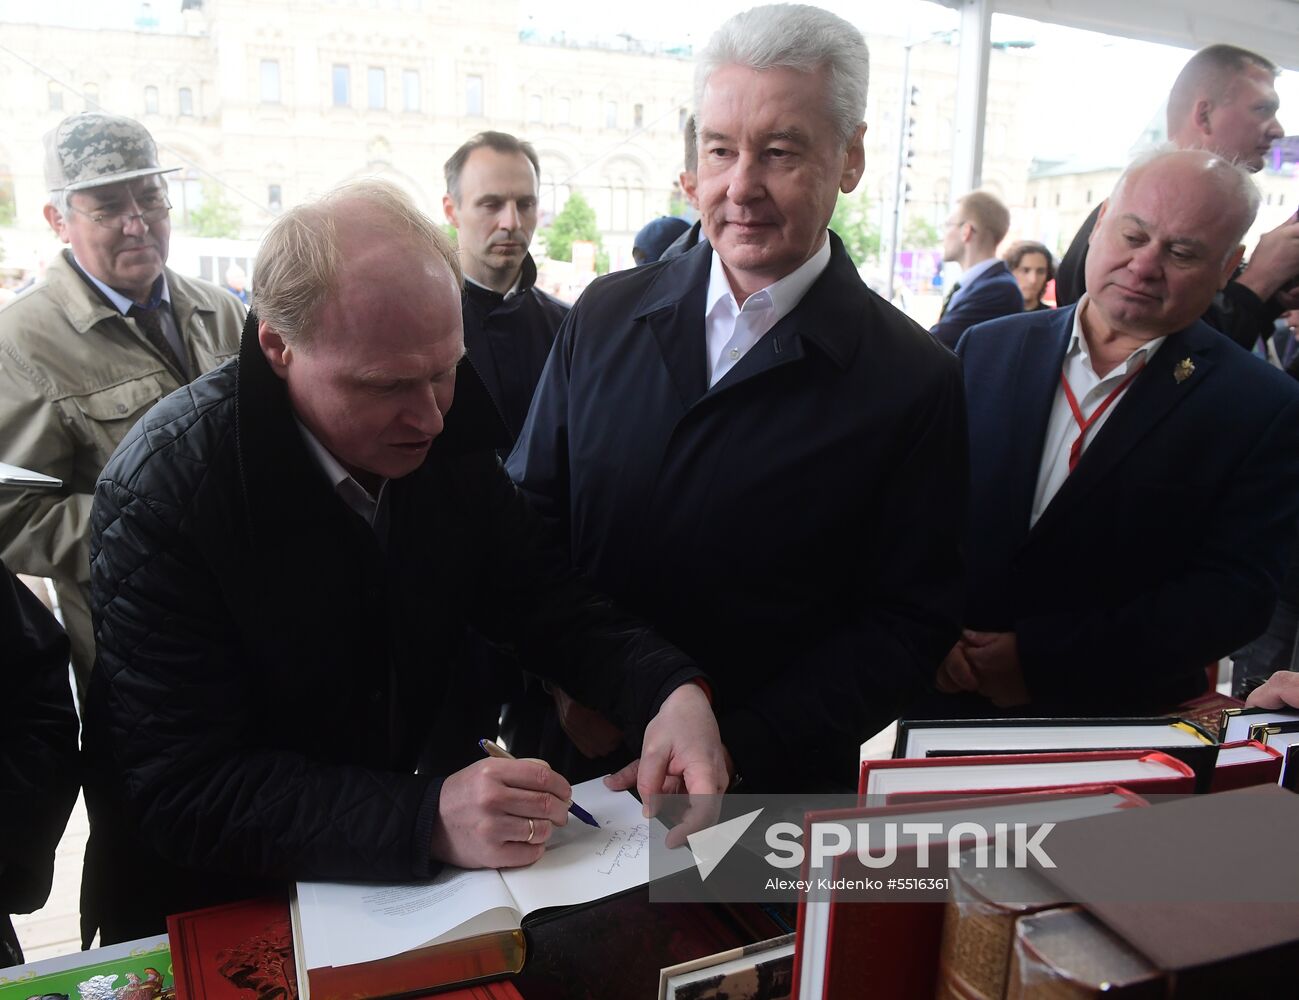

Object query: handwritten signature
[595,823,650,875]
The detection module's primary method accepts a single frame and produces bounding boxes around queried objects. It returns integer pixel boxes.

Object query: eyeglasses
[69,195,172,230]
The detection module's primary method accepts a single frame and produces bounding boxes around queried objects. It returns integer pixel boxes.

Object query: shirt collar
[705,234,832,321]
[957,256,1000,288]
[465,272,523,300]
[72,255,171,315]
[293,416,388,523]
[1069,294,1168,376]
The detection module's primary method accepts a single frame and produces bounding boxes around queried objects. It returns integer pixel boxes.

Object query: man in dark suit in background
[1056,45,1299,354]
[442,132,568,445]
[507,3,967,793]
[929,190,1023,350]
[934,149,1299,716]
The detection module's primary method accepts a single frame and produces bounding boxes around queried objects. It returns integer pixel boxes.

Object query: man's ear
[1220,244,1246,288]
[258,321,293,380]
[43,203,69,242]
[1194,98,1214,136]
[1087,200,1110,247]
[442,193,459,228]
[839,123,867,194]
[679,170,698,209]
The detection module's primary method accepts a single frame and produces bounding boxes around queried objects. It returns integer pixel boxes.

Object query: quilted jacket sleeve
[0,565,79,913]
[89,475,440,882]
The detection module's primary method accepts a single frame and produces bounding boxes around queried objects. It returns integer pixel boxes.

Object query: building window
[465,74,483,116]
[1054,193,1061,207]
[528,95,542,123]
[1085,189,1092,204]
[48,82,63,111]
[402,69,420,111]
[604,100,617,129]
[268,184,283,212]
[633,103,643,129]
[1031,195,1037,208]
[367,67,385,110]
[558,97,571,125]
[333,65,351,107]
[145,86,159,114]
[678,106,687,130]
[179,87,193,116]
[83,83,99,112]
[260,60,281,104]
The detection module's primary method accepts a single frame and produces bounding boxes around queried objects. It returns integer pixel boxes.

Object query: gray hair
[1114,145,1260,259]
[694,4,869,147]
[48,190,71,216]
[253,179,460,344]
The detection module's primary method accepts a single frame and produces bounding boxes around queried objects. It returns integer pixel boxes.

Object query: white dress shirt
[295,418,390,538]
[75,255,186,365]
[1030,295,1166,527]
[704,235,832,388]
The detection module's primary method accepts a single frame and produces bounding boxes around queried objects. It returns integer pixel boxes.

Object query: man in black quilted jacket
[1,561,79,966]
[80,180,726,944]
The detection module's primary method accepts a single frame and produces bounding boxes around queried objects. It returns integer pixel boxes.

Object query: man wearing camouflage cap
[0,112,244,704]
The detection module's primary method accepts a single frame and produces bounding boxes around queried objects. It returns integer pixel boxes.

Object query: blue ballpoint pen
[478,737,601,828]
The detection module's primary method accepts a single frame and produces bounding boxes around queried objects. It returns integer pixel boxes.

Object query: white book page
[500,777,694,918]
[869,757,1176,796]
[300,867,520,969]
[905,723,1207,756]
[1216,744,1275,765]
[1224,710,1299,743]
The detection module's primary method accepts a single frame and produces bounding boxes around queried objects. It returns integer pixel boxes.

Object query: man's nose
[121,210,151,236]
[1127,243,1163,279]
[1268,116,1285,140]
[726,152,766,204]
[413,381,449,436]
[499,203,521,230]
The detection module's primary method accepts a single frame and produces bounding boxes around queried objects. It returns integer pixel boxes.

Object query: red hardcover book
[1208,739,1283,792]
[167,895,523,1000]
[791,785,1148,1000]
[169,895,297,1000]
[859,749,1195,802]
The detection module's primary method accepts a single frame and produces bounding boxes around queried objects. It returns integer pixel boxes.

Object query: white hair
[1117,144,1261,258]
[694,3,869,147]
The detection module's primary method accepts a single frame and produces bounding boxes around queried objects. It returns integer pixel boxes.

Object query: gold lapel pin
[1174,357,1195,384]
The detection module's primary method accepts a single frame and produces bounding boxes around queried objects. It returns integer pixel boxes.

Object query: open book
[291,778,694,999]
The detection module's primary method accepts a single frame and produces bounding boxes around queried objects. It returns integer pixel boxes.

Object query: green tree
[903,216,939,250]
[441,223,458,247]
[828,189,880,266]
[538,190,608,273]
[186,183,242,238]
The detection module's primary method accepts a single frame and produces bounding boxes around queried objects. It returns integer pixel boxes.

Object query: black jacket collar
[233,311,509,541]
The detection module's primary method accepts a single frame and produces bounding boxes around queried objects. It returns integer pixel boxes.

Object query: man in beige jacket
[0,112,244,704]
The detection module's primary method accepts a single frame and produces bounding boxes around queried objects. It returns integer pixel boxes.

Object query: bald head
[1166,45,1282,171]
[1085,148,1258,338]
[254,179,460,346]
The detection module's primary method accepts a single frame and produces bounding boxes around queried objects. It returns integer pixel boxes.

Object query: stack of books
[792,701,1299,999]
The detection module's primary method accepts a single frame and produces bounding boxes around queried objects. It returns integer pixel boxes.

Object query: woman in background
[1004,240,1055,312]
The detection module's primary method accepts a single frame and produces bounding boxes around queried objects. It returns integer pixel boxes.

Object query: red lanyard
[1060,367,1142,472]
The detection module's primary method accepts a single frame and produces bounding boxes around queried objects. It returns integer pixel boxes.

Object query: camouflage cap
[43,112,179,193]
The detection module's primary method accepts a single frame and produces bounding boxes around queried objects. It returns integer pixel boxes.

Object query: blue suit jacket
[955,306,1299,712]
[930,260,1024,351]
[509,233,968,790]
